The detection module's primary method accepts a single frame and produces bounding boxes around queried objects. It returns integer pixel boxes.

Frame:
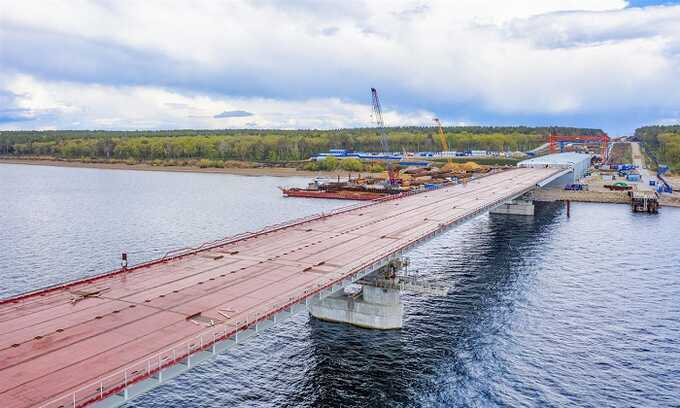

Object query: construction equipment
[656,165,673,193]
[370,88,399,185]
[657,175,673,193]
[548,132,610,160]
[433,118,453,168]
[604,182,632,191]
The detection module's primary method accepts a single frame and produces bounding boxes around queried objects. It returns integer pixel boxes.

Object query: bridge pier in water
[1,168,564,407]
[309,282,404,329]
[309,259,449,330]
[309,260,404,329]
[490,196,535,216]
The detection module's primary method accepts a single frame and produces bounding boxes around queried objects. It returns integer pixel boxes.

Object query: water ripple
[1,164,679,407]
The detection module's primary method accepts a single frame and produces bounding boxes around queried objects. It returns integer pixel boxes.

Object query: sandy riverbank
[0,158,371,178]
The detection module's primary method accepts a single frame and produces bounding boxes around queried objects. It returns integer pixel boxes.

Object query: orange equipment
[433,118,452,167]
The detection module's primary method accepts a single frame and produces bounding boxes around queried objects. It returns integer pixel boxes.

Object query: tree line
[634,125,680,170]
[0,126,603,163]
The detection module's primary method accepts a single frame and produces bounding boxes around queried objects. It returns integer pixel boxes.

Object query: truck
[564,183,588,191]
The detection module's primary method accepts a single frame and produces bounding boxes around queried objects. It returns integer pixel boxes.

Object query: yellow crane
[433,118,453,167]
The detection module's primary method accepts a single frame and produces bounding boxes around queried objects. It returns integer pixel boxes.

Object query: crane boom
[433,118,453,166]
[371,88,389,153]
[370,87,398,185]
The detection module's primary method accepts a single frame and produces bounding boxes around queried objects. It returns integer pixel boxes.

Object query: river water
[1,163,679,407]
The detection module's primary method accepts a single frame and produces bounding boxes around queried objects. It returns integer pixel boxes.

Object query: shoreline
[0,158,366,178]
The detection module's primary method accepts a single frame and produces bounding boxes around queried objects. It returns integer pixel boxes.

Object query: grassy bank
[0,155,385,173]
[608,142,632,164]
[0,157,369,178]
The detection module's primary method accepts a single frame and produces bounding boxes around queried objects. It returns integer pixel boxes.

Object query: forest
[0,126,603,165]
[634,125,680,170]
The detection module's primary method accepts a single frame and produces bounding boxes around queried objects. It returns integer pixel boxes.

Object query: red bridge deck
[0,167,560,408]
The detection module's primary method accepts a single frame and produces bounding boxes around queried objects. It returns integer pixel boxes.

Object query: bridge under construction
[0,167,566,408]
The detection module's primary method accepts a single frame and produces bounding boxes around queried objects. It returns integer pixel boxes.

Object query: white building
[518,152,592,184]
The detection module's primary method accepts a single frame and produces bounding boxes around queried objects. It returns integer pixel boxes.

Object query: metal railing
[0,188,424,306]
[38,255,390,408]
[1,168,515,306]
[33,169,550,407]
[36,173,543,408]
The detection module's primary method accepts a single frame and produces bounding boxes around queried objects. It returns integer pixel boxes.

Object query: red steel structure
[548,133,610,159]
[0,168,564,408]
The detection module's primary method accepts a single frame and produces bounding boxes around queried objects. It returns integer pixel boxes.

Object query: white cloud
[1,0,679,131]
[1,74,436,130]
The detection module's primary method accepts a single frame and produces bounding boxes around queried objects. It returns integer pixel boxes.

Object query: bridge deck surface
[0,167,559,408]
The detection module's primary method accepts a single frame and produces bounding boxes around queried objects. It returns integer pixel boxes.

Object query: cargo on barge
[281,188,386,200]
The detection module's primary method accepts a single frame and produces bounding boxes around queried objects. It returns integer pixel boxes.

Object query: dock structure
[0,167,563,408]
[631,190,659,213]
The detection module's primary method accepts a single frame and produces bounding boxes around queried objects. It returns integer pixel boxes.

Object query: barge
[280,177,405,201]
[281,188,387,201]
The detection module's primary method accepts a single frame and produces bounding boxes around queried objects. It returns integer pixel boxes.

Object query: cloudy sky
[1,0,680,134]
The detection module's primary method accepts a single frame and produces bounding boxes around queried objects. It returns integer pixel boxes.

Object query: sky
[1,0,680,135]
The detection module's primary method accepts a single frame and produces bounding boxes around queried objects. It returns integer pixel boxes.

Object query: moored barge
[281,188,387,200]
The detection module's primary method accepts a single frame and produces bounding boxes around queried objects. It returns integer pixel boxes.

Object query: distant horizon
[0,124,617,134]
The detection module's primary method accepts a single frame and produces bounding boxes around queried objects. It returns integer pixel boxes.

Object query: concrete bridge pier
[490,195,535,216]
[309,260,406,329]
[309,284,403,329]
[309,258,450,330]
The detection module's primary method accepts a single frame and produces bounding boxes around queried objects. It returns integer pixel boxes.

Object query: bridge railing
[38,265,372,408]
[38,228,412,408]
[36,170,539,408]
[37,174,531,407]
[0,187,426,306]
[5,169,516,306]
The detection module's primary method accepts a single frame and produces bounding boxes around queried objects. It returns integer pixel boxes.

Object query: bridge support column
[309,284,403,329]
[490,198,534,216]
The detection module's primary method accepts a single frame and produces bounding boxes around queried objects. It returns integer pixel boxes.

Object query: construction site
[0,88,676,408]
[533,137,677,212]
[282,89,504,201]
[282,89,676,213]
